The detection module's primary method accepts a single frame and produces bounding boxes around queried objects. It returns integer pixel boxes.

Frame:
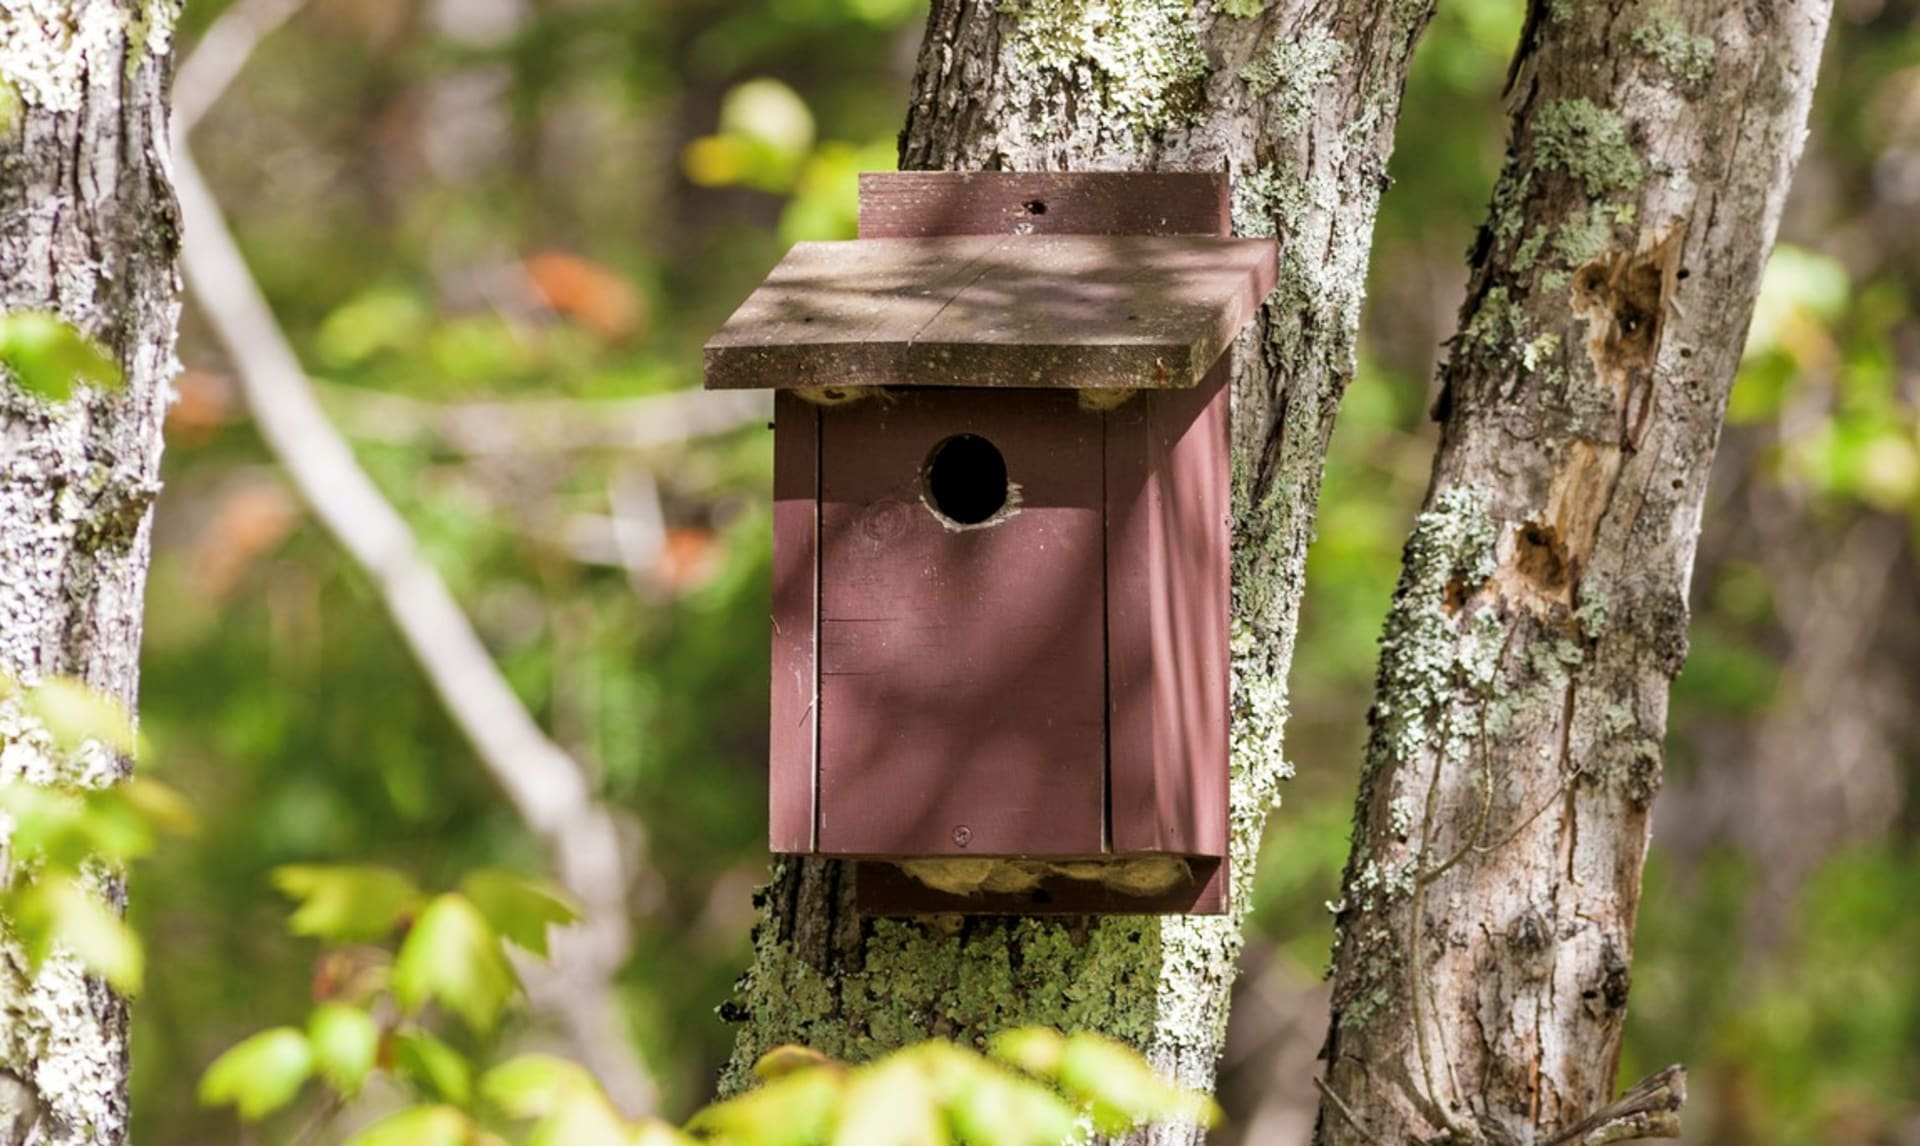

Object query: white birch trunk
[0,3,181,1141]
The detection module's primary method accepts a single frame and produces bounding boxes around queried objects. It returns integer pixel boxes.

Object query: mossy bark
[723,1,1432,1139]
[0,3,181,1141]
[1315,3,1831,1143]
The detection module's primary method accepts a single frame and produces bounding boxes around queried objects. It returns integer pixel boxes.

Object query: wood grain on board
[857,171,1230,240]
[703,234,1275,392]
[814,389,1107,857]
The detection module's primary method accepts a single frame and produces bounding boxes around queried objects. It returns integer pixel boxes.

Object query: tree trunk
[1314,3,1831,1143]
[0,3,181,1141]
[723,0,1432,1134]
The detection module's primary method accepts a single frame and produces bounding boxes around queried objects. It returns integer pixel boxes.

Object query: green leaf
[986,1028,1066,1078]
[990,1029,1217,1136]
[483,1054,697,1146]
[308,1002,380,1097]
[0,784,95,868]
[115,777,200,837]
[630,1124,702,1146]
[0,311,122,399]
[198,1027,314,1122]
[755,1044,838,1080]
[342,1104,474,1146]
[457,870,579,957]
[481,1053,601,1118]
[23,677,138,755]
[892,1041,1076,1146]
[392,1028,474,1104]
[0,778,187,869]
[7,876,144,992]
[392,894,519,1034]
[686,1068,842,1146]
[1055,1032,1219,1134]
[943,1062,1079,1146]
[834,1053,946,1146]
[272,865,422,942]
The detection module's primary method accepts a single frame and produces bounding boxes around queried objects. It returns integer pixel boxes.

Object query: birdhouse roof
[703,233,1277,392]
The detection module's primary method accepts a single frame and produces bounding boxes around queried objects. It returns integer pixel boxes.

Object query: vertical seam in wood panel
[1100,406,1112,856]
[810,403,823,853]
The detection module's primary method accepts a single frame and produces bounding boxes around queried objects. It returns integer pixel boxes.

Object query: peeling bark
[0,2,181,1141]
[1315,3,1831,1143]
[723,2,1433,1139]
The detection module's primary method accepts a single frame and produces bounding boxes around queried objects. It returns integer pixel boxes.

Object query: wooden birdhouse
[704,172,1275,914]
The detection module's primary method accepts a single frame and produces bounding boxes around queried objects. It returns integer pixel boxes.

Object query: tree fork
[1314,2,1831,1143]
[720,1,1434,1137]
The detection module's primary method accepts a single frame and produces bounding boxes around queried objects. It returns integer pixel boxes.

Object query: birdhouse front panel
[705,171,1277,915]
[815,389,1107,857]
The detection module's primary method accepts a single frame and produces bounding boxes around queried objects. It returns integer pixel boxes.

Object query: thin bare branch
[171,0,309,134]
[172,143,659,1113]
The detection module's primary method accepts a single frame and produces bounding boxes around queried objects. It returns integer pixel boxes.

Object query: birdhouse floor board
[703,235,1276,392]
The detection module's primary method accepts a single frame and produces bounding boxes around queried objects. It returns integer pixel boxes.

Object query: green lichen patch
[722,877,1188,1096]
[1632,10,1715,88]
[1009,0,1209,139]
[1366,486,1500,779]
[1532,98,1645,199]
[1520,332,1561,374]
[1215,0,1268,16]
[1229,165,1296,240]
[1241,30,1349,136]
[1512,228,1548,274]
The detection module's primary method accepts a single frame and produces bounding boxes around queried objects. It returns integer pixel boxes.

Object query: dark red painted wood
[858,172,1230,240]
[854,858,1226,916]
[815,389,1107,857]
[1106,360,1232,861]
[731,172,1248,914]
[703,235,1277,393]
[768,393,820,852]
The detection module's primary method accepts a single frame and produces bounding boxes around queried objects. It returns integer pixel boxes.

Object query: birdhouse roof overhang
[703,234,1278,392]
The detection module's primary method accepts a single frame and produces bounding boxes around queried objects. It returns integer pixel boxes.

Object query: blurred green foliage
[134,0,1920,1141]
[195,857,1211,1144]
[0,676,191,994]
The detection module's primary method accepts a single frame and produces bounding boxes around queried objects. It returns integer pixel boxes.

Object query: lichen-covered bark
[0,3,181,1141]
[723,2,1433,1138]
[1314,3,1831,1143]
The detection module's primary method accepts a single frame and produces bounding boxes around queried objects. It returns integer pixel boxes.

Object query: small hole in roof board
[924,434,1009,526]
[1023,200,1048,215]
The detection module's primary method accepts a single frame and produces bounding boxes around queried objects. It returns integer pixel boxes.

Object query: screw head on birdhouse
[704,172,1277,915]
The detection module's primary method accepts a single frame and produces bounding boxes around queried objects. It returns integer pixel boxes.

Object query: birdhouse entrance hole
[923,433,1009,526]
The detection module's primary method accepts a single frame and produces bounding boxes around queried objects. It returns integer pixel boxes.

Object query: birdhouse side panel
[814,390,1108,857]
[769,393,821,853]
[1105,361,1232,858]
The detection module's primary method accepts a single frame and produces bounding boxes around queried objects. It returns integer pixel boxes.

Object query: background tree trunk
[1315,3,1831,1143]
[0,2,181,1140]
[723,0,1432,1134]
